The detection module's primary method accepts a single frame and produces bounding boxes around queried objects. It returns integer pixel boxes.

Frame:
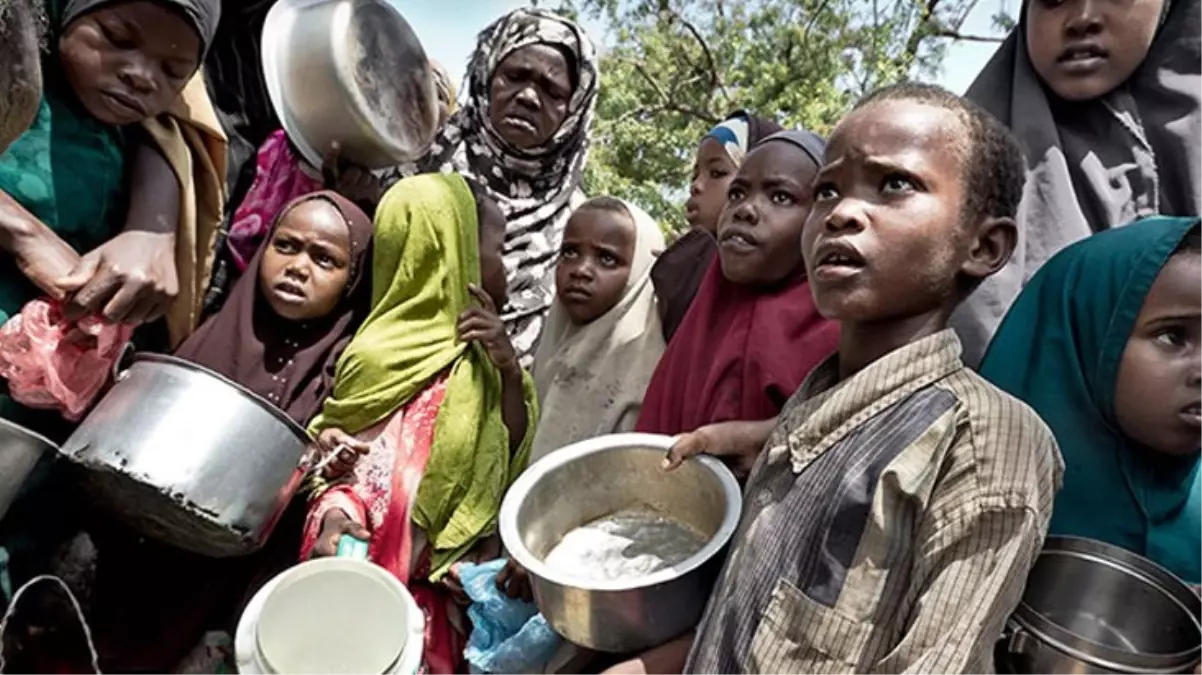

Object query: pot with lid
[1000,536,1201,674]
[262,0,440,170]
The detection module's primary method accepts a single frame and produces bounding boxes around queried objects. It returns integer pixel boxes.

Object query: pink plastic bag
[0,299,134,421]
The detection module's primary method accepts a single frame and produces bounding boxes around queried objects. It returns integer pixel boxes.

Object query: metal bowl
[0,417,57,521]
[1003,536,1201,673]
[261,0,439,169]
[499,433,742,653]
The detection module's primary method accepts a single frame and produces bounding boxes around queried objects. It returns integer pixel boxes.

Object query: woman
[959,0,1199,365]
[652,111,782,342]
[382,8,599,366]
[981,216,1200,583]
[301,173,538,674]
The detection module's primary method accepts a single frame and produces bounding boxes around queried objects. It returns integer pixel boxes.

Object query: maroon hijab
[176,191,374,426]
[636,249,839,436]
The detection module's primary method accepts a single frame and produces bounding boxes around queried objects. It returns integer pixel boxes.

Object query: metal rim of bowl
[0,415,60,453]
[499,432,744,593]
[130,353,312,444]
[260,0,416,170]
[1012,535,1202,673]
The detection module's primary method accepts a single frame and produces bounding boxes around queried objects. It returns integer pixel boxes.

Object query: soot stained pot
[262,0,440,170]
[60,354,313,557]
[1001,536,1201,674]
[500,433,742,653]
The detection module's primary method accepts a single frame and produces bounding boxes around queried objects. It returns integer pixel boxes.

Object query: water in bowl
[544,506,708,583]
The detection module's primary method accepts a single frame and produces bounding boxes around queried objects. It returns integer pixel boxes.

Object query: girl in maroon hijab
[177,190,374,425]
[636,130,839,437]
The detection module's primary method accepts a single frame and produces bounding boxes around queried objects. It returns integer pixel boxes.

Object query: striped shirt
[686,329,1063,674]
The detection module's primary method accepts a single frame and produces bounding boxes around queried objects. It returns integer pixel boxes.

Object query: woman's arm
[0,189,82,300]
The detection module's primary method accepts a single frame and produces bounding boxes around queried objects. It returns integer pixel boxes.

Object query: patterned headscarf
[386,8,598,366]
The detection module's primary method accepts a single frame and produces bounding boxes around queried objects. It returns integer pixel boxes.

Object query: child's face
[685,137,738,234]
[556,207,637,325]
[258,200,353,322]
[477,198,509,310]
[1026,0,1165,102]
[58,1,200,126]
[803,100,975,324]
[716,141,817,286]
[1113,251,1201,456]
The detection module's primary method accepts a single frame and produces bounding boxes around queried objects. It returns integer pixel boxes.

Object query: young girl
[530,196,666,462]
[176,191,374,426]
[636,129,840,441]
[652,111,782,342]
[301,173,538,674]
[981,215,1200,583]
[961,0,1199,365]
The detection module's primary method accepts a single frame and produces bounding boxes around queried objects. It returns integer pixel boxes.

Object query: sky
[397,0,1006,98]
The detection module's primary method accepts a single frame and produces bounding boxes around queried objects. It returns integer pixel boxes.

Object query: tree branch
[664,8,731,105]
[930,28,1005,42]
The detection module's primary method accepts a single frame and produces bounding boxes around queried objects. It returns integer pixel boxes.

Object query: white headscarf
[529,199,666,463]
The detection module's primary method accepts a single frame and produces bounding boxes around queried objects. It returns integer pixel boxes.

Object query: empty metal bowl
[261,0,439,169]
[499,433,742,653]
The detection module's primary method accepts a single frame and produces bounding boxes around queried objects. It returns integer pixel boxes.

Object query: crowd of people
[0,0,1197,672]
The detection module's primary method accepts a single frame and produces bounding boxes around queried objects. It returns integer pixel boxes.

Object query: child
[301,174,538,674]
[530,196,666,462]
[636,129,839,446]
[0,0,44,154]
[659,83,1062,674]
[176,191,374,426]
[981,216,1200,583]
[959,0,1199,365]
[652,111,782,342]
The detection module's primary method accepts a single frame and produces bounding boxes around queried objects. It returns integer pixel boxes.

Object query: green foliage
[558,0,1009,233]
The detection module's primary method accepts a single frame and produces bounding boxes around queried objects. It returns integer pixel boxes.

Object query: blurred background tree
[546,0,1010,234]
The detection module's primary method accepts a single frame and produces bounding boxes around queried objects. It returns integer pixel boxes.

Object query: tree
[560,0,1009,232]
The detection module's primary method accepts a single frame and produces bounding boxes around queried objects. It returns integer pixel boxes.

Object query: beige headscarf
[529,198,666,463]
[140,71,228,348]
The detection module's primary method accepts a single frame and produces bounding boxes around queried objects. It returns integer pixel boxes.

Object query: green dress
[980,216,1201,583]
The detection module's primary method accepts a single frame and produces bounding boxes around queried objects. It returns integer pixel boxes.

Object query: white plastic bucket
[235,557,424,674]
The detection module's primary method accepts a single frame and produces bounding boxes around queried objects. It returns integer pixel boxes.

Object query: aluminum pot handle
[112,342,136,383]
[1006,623,1040,659]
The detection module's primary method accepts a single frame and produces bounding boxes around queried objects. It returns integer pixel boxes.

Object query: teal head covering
[980,215,1200,583]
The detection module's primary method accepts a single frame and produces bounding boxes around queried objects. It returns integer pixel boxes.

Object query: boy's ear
[961,216,1017,281]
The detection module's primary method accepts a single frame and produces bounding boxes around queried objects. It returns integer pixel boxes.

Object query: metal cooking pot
[1001,536,1201,674]
[499,433,742,653]
[0,418,57,521]
[262,0,440,170]
[59,354,312,558]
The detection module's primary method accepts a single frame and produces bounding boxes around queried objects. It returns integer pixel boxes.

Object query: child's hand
[322,143,384,212]
[496,558,534,602]
[59,231,178,325]
[315,428,371,479]
[661,419,776,479]
[458,284,518,376]
[311,509,371,559]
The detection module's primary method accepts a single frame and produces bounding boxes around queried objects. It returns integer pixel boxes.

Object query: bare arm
[498,365,529,454]
[0,189,83,301]
[123,140,179,236]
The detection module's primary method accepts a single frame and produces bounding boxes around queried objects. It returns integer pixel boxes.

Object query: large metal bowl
[0,417,57,521]
[60,354,312,557]
[261,0,439,169]
[499,433,742,653]
[1002,536,1201,674]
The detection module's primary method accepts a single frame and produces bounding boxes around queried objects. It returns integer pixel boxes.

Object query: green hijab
[310,173,537,580]
[981,215,1200,583]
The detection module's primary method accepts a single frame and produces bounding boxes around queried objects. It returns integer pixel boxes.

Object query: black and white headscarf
[385,8,598,366]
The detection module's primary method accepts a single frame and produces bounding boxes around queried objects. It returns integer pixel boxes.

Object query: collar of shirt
[780,328,964,473]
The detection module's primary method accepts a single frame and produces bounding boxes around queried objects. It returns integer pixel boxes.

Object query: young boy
[664,83,1063,673]
[0,0,44,154]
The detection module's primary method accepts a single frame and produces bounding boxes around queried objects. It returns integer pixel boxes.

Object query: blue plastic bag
[459,558,563,674]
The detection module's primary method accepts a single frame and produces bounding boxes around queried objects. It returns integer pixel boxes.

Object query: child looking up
[530,196,666,462]
[960,0,1199,364]
[177,191,374,426]
[982,216,1200,583]
[636,129,839,442]
[652,111,782,342]
[658,83,1062,674]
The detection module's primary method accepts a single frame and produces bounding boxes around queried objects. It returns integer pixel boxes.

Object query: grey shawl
[958,0,1200,366]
